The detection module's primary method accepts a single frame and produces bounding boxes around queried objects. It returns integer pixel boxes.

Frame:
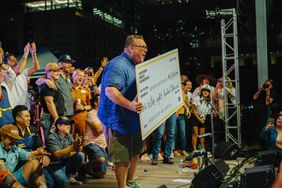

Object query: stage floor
[69,155,253,188]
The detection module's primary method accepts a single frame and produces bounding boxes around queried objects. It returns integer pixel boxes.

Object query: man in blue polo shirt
[98,35,147,188]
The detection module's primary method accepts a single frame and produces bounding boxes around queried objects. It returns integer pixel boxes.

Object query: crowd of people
[0,34,281,188]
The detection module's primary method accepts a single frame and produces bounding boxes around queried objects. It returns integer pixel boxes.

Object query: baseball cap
[45,62,60,72]
[57,55,75,64]
[0,124,23,140]
[55,117,75,127]
[201,84,211,92]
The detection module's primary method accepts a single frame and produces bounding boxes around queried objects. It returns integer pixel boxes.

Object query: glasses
[131,44,148,50]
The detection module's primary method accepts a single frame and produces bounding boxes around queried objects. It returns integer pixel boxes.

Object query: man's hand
[100,57,108,68]
[39,155,50,167]
[23,43,30,56]
[73,134,83,151]
[45,79,57,90]
[128,96,143,113]
[36,147,51,157]
[30,42,37,55]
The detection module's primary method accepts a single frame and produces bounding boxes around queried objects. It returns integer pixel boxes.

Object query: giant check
[136,49,183,140]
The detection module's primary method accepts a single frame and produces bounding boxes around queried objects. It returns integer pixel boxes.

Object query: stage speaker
[256,150,278,166]
[191,159,229,188]
[240,164,275,188]
[214,141,239,160]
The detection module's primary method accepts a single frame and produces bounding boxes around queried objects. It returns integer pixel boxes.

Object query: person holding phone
[260,111,282,156]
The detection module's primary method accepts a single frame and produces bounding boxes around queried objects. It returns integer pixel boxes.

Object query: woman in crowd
[72,69,92,138]
[260,111,282,156]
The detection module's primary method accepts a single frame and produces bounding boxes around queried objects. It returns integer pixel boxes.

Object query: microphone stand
[206,100,220,164]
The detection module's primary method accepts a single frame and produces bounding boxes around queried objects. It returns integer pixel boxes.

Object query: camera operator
[253,79,278,147]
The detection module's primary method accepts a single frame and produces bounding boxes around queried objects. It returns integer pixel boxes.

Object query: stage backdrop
[136,49,183,140]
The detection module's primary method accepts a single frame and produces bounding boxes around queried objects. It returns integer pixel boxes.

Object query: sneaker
[69,177,83,186]
[163,157,174,164]
[126,179,143,188]
[141,153,151,161]
[157,153,164,161]
[173,150,181,156]
[151,159,158,165]
[181,150,189,156]
[169,152,174,159]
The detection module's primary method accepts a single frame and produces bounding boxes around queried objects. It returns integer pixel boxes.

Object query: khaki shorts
[110,131,144,163]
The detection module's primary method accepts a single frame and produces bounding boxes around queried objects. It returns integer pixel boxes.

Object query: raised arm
[92,57,108,84]
[27,42,40,76]
[14,43,30,75]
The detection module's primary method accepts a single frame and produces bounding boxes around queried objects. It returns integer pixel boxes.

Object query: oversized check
[136,49,183,140]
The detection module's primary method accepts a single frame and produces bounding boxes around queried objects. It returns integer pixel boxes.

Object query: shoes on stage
[151,159,158,165]
[173,150,181,156]
[163,157,174,164]
[126,179,143,188]
[181,150,189,156]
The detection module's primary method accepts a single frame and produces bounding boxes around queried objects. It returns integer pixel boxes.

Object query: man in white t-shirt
[3,42,40,108]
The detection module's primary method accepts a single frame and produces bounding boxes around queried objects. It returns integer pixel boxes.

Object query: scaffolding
[220,8,242,147]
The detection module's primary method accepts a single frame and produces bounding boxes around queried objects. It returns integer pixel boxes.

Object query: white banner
[136,49,183,140]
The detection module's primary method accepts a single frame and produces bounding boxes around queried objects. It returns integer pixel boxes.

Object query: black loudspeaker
[240,164,275,188]
[191,159,229,188]
[256,150,278,166]
[214,141,239,160]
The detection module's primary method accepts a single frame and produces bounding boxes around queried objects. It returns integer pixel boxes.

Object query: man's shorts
[14,165,28,185]
[110,131,144,163]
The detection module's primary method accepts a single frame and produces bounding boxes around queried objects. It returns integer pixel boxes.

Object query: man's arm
[35,78,57,89]
[3,66,16,89]
[105,86,143,113]
[14,43,30,75]
[87,118,103,136]
[27,42,40,76]
[92,57,108,84]
[44,96,59,122]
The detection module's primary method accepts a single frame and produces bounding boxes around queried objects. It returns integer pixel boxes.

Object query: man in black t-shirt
[40,62,64,139]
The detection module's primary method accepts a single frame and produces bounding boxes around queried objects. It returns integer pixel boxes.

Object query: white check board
[136,49,183,140]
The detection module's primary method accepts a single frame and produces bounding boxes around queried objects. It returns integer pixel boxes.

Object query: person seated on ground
[0,124,50,188]
[78,94,108,180]
[12,105,54,187]
[46,117,84,187]
[260,111,282,157]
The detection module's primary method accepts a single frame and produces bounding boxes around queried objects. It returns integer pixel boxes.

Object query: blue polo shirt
[98,52,140,135]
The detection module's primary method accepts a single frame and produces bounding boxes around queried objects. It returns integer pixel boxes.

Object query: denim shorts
[110,131,144,163]
[14,165,28,185]
[84,143,107,172]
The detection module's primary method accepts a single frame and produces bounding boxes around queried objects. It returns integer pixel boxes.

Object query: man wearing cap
[36,54,75,119]
[0,124,50,187]
[46,117,84,187]
[39,62,64,139]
